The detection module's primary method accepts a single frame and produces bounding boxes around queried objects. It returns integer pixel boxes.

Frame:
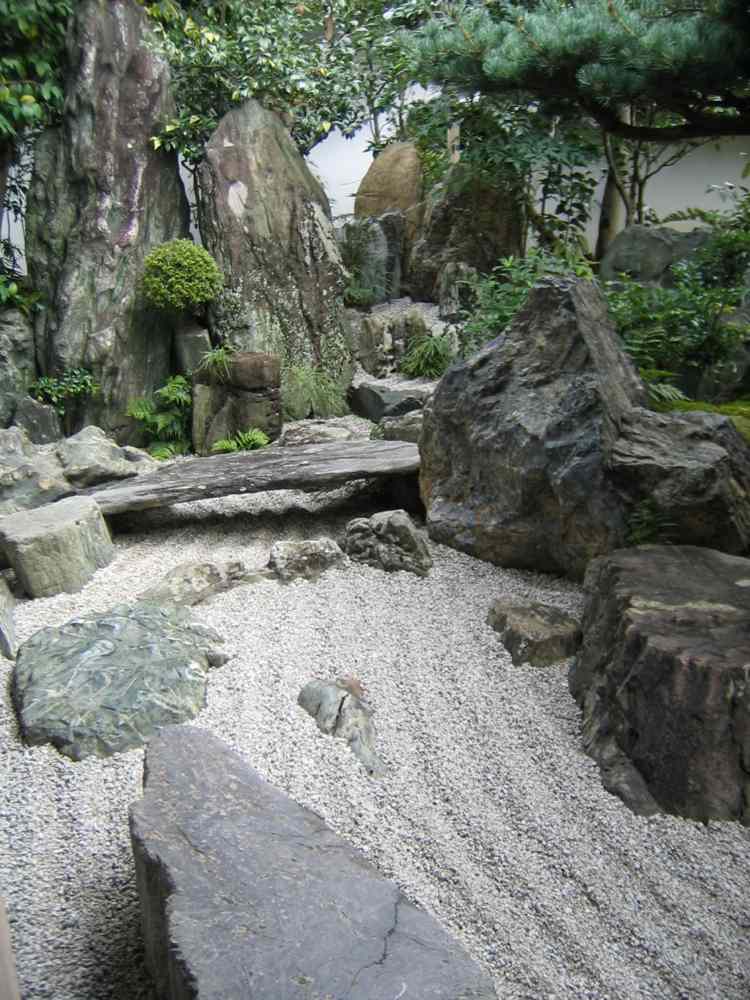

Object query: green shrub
[281,365,348,420]
[605,263,745,374]
[127,374,192,458]
[344,283,377,308]
[460,249,593,357]
[211,427,270,453]
[142,239,223,312]
[399,334,455,379]
[0,273,40,316]
[29,368,99,420]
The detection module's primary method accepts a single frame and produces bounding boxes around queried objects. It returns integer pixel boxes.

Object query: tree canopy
[408,0,750,143]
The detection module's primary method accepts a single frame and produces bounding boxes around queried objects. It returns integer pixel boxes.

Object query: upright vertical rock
[26,0,190,440]
[196,100,353,381]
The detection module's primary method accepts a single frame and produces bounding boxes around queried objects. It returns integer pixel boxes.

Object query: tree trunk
[0,141,15,248]
[594,164,625,260]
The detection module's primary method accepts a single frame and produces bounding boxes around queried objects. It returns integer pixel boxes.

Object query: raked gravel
[1,482,749,1000]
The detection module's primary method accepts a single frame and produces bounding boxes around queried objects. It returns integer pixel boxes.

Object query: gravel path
[1,483,749,1000]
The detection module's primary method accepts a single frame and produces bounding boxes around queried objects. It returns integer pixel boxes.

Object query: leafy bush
[400,334,455,379]
[460,249,593,357]
[195,344,236,382]
[0,273,40,316]
[142,240,223,313]
[126,374,192,458]
[29,368,99,418]
[211,427,270,453]
[281,365,348,420]
[344,283,377,308]
[605,263,745,374]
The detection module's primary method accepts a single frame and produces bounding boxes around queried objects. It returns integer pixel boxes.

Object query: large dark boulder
[25,0,190,440]
[196,100,353,382]
[408,165,524,302]
[570,545,750,824]
[421,277,750,578]
[129,726,497,1000]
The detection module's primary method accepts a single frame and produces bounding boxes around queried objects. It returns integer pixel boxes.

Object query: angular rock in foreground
[13,605,227,760]
[298,678,381,774]
[570,545,750,824]
[487,600,581,667]
[130,726,497,1000]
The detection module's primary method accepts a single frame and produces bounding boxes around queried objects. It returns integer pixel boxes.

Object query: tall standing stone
[196,100,353,382]
[26,0,190,440]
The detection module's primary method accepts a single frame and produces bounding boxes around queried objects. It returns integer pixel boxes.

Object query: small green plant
[211,426,270,453]
[626,499,678,547]
[29,368,100,421]
[0,273,40,316]
[400,334,455,379]
[126,374,192,458]
[281,364,348,420]
[344,283,377,308]
[195,344,236,382]
[142,239,223,313]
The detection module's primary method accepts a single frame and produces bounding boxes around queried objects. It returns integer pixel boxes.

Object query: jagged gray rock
[380,409,423,444]
[298,678,381,775]
[348,379,432,423]
[487,600,581,666]
[129,726,497,999]
[421,277,750,578]
[174,322,212,377]
[599,225,709,286]
[0,309,36,427]
[570,545,750,824]
[344,509,432,577]
[56,425,155,487]
[267,538,347,582]
[0,496,114,598]
[0,427,70,516]
[11,396,61,444]
[13,605,227,760]
[196,100,352,382]
[25,0,190,439]
[139,560,251,606]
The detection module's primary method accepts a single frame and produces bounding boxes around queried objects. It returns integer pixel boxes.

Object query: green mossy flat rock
[12,603,227,760]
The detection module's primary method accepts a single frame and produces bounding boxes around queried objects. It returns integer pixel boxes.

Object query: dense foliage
[29,368,99,419]
[400,332,455,378]
[127,374,193,458]
[142,239,223,312]
[281,364,348,420]
[408,0,750,144]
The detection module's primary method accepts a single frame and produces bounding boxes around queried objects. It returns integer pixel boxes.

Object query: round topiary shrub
[142,239,223,312]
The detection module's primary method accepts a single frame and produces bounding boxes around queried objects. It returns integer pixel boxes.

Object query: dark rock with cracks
[13,604,227,760]
[25,0,190,440]
[11,396,61,444]
[420,277,750,579]
[344,509,432,577]
[129,725,497,1000]
[487,600,581,667]
[298,678,381,775]
[570,545,750,824]
[348,379,431,423]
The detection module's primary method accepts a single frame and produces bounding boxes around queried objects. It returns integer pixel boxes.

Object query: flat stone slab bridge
[86,439,420,515]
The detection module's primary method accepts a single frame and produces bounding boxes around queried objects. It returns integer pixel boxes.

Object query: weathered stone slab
[129,726,497,1000]
[298,678,381,774]
[0,496,114,598]
[348,380,430,423]
[13,605,227,760]
[570,545,750,823]
[86,440,419,515]
[487,600,581,666]
[344,509,432,577]
[0,578,15,660]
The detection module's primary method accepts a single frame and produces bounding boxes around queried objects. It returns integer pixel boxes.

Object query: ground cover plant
[399,332,455,379]
[211,427,270,453]
[281,364,348,420]
[126,374,192,459]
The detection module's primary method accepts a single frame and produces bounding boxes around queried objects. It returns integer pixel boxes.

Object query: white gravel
[1,483,749,1000]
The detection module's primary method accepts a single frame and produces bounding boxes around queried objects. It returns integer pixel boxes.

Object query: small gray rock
[379,409,423,444]
[12,396,62,443]
[13,603,227,760]
[139,560,251,607]
[279,419,367,447]
[56,425,150,487]
[344,509,432,577]
[267,538,347,582]
[0,576,15,659]
[487,600,582,666]
[0,496,114,598]
[298,678,382,775]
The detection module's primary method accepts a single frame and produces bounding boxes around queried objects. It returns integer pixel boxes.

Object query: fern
[211,426,270,453]
[400,334,455,379]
